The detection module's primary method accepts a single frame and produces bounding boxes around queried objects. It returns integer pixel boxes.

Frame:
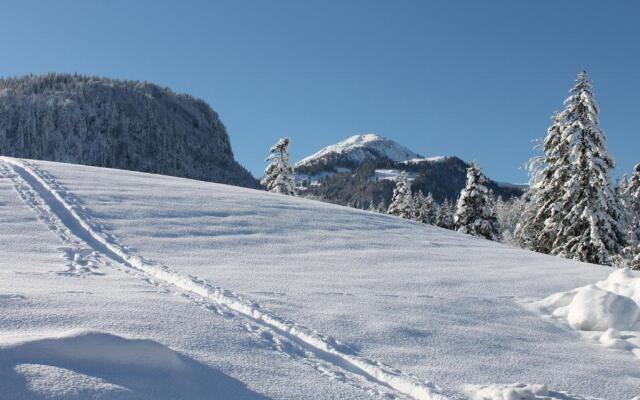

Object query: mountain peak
[296,133,421,168]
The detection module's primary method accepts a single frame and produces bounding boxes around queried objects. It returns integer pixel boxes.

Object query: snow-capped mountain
[296,133,422,171]
[294,134,523,208]
[1,157,636,400]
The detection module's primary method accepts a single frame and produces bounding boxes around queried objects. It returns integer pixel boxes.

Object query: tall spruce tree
[517,112,570,252]
[387,172,413,219]
[261,137,295,195]
[454,161,500,240]
[548,71,626,264]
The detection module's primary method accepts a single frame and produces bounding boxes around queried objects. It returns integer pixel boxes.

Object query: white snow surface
[296,134,421,167]
[1,157,639,400]
[374,169,419,182]
[294,167,352,186]
[401,157,449,164]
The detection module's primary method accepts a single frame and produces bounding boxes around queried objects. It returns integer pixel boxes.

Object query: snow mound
[465,383,548,400]
[531,268,640,358]
[296,133,421,166]
[464,383,591,400]
[1,330,186,373]
[566,285,638,331]
[0,330,269,399]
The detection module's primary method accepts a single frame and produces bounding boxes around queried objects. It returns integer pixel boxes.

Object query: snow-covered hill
[1,158,639,400]
[0,73,258,188]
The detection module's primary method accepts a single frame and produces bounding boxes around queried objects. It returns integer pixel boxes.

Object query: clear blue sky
[1,0,639,183]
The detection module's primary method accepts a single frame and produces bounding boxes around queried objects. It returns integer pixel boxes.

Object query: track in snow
[0,157,453,400]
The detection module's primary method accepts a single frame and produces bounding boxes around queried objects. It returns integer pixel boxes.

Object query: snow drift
[531,268,640,359]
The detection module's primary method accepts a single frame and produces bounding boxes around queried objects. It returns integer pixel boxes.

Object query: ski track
[0,157,454,400]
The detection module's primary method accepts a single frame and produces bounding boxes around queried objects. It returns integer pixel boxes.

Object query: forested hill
[0,73,259,188]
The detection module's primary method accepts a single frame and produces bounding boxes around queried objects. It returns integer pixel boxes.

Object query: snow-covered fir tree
[516,112,569,252]
[622,164,640,240]
[413,191,426,222]
[435,198,455,230]
[454,161,500,240]
[621,163,640,268]
[376,199,387,214]
[422,192,436,224]
[387,172,413,219]
[619,174,630,194]
[261,137,295,195]
[413,191,436,224]
[496,196,526,246]
[546,71,626,265]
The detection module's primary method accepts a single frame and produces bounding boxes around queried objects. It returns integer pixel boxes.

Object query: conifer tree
[423,192,436,224]
[387,172,413,219]
[548,72,626,264]
[413,191,426,222]
[261,137,295,195]
[454,161,500,240]
[435,198,455,230]
[619,174,630,194]
[622,164,640,262]
[377,199,388,214]
[517,112,569,252]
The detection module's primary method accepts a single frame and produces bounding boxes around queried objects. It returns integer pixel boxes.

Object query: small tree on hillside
[261,137,295,195]
[496,195,527,246]
[414,191,426,222]
[435,198,455,230]
[413,191,436,224]
[377,198,388,214]
[387,172,413,219]
[454,161,500,240]
[423,192,436,224]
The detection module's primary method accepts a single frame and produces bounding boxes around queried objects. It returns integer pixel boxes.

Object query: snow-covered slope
[1,158,638,400]
[296,134,421,169]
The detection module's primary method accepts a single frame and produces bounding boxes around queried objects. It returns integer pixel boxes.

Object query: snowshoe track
[1,157,453,400]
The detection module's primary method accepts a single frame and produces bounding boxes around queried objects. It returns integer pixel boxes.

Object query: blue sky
[1,1,639,183]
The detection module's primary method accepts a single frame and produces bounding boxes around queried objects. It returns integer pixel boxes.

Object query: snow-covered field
[1,158,639,400]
